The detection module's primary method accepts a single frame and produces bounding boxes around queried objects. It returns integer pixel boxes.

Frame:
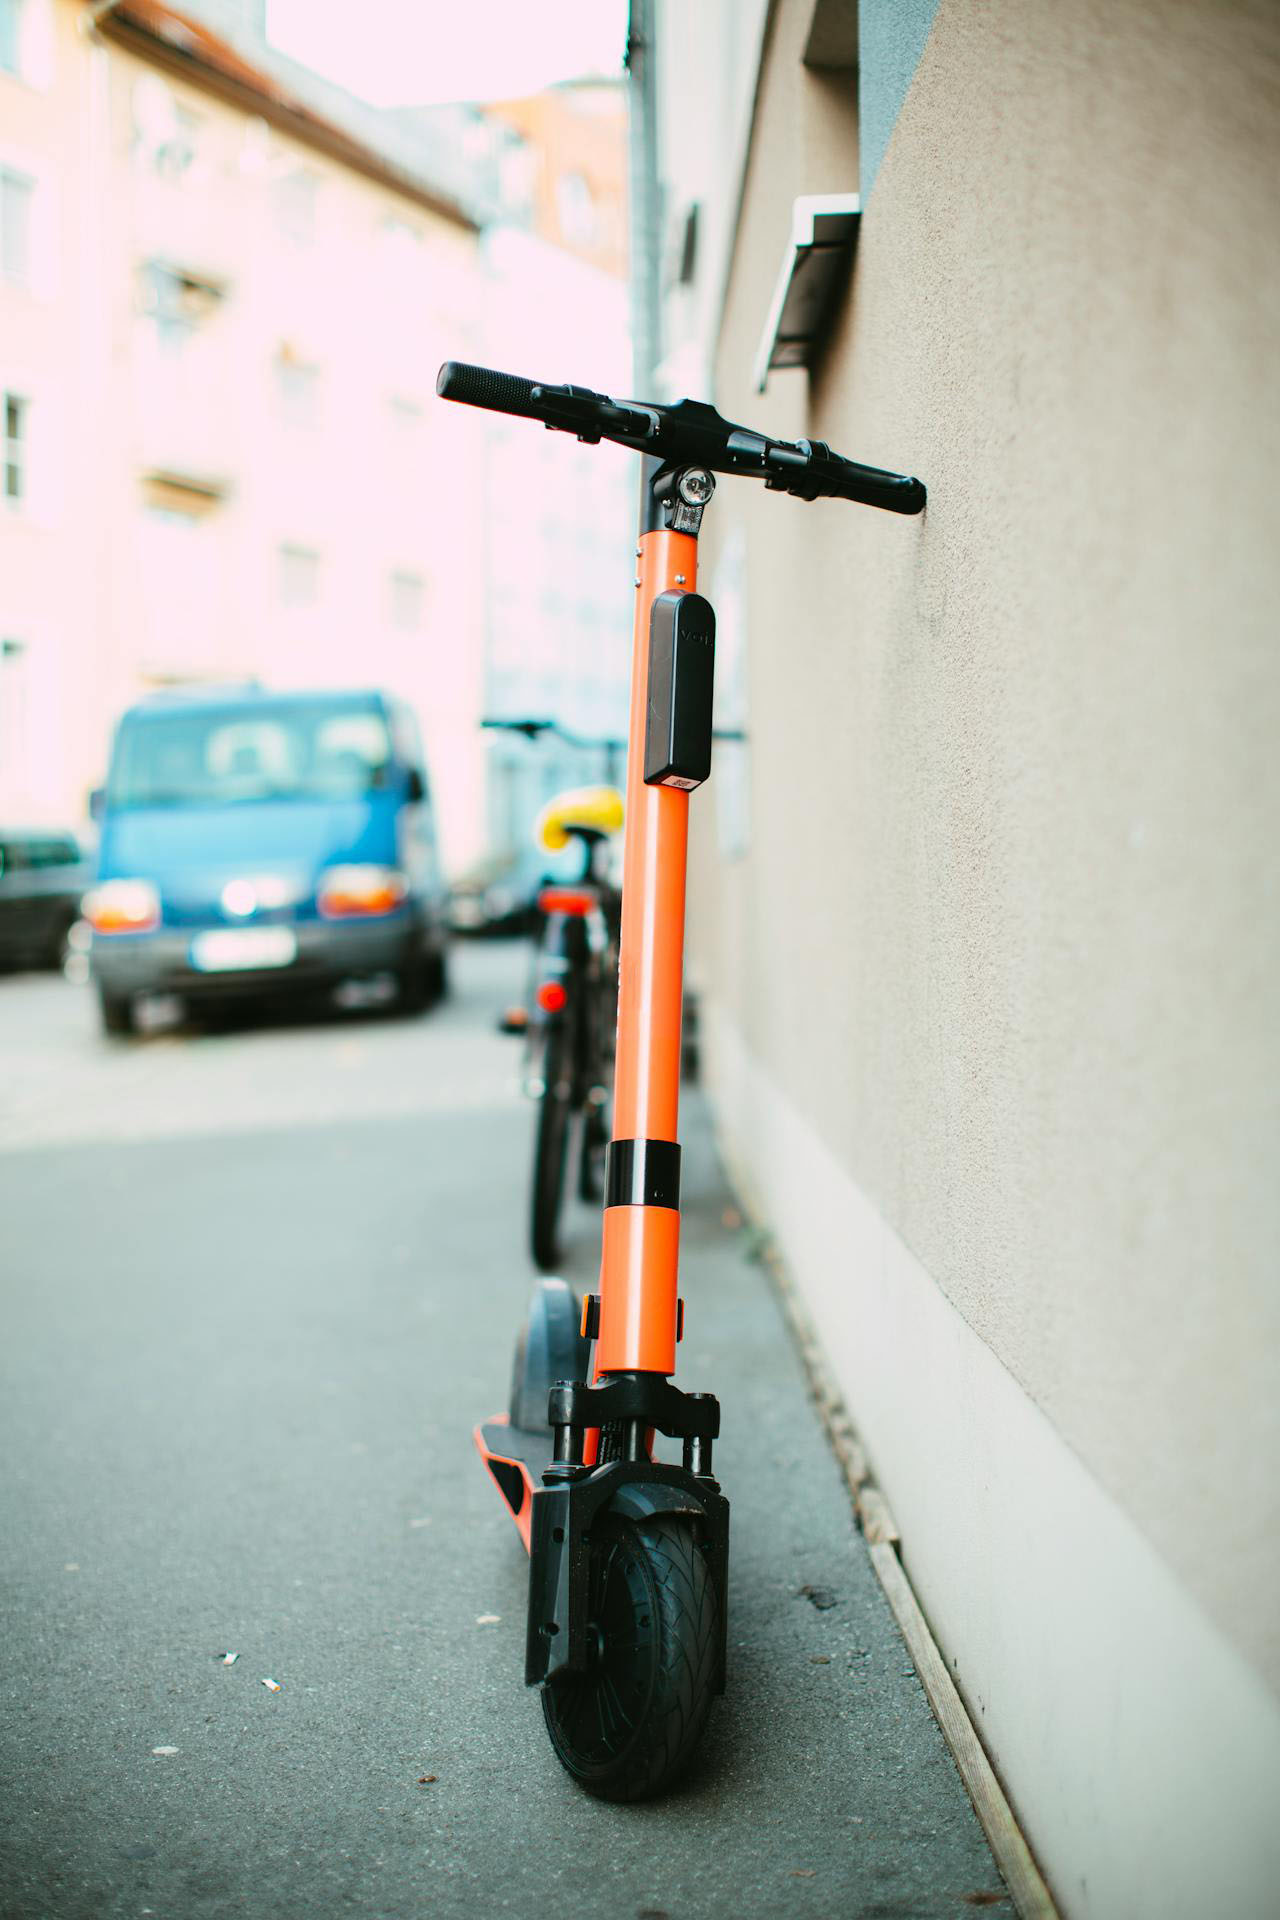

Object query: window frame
[389,569,425,632]
[3,388,27,506]
[0,0,24,79]
[277,542,321,609]
[0,164,34,285]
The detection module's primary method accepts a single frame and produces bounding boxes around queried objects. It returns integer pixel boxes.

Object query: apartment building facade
[0,0,492,866]
[642,2,1280,1913]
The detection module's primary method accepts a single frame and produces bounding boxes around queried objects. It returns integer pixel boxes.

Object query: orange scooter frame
[437,359,924,1802]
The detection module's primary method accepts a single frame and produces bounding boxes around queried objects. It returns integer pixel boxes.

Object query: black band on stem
[605,1138,682,1210]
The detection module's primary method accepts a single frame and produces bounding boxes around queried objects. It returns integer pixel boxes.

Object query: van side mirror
[405,767,426,803]
[88,787,105,822]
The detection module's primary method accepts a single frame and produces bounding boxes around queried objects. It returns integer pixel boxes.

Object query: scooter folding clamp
[547,1374,719,1441]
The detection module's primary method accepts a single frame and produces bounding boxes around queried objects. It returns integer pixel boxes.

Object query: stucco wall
[690,0,1280,1723]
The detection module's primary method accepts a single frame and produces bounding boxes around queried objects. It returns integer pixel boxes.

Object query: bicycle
[482,719,625,1270]
[438,360,924,1800]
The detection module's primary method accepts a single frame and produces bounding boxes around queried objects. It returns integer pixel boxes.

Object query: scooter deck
[475,1416,554,1551]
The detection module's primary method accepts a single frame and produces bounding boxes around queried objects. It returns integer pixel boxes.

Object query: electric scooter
[437,360,925,1800]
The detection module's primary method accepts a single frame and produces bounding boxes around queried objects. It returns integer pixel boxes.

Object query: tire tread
[543,1515,719,1802]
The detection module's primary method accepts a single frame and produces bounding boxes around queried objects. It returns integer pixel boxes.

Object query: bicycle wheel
[578,1097,608,1202]
[98,987,135,1036]
[541,1514,720,1802]
[531,1024,572,1271]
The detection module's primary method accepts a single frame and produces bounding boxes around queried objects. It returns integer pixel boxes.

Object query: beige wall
[683,0,1279,1908]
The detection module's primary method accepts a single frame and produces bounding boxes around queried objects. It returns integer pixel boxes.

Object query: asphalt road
[0,946,1003,1920]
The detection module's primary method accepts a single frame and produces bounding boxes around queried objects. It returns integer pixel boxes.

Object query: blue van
[86,687,449,1033]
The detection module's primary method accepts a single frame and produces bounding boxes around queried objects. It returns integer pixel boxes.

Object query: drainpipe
[626,0,661,395]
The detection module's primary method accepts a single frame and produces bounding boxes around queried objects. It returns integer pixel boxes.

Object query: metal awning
[751,193,861,393]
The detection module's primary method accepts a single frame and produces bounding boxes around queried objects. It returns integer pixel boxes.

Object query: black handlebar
[482,717,625,752]
[437,361,925,516]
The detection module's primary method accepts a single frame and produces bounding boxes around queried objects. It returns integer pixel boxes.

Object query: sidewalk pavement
[0,946,1005,1918]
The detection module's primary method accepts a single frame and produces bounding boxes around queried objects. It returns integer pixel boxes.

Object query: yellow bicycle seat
[535,784,625,852]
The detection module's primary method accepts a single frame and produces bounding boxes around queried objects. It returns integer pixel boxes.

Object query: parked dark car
[0,830,91,971]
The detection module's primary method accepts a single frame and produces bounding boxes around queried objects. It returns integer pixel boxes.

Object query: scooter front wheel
[541,1514,719,1801]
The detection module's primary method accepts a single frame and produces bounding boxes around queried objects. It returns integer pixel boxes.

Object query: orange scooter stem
[596,527,697,1379]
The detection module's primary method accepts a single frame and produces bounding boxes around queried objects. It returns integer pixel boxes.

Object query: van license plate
[190,928,298,972]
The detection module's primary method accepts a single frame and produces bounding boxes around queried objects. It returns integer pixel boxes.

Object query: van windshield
[108,700,394,810]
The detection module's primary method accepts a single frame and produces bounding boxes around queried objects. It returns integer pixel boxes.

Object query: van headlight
[317,865,408,919]
[82,879,161,934]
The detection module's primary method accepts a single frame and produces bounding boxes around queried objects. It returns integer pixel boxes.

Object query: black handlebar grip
[829,460,926,515]
[436,361,545,420]
[765,438,925,513]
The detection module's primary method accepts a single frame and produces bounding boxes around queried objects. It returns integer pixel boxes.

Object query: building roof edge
[89,0,480,232]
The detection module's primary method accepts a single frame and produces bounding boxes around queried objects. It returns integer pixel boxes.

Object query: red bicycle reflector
[536,980,567,1014]
[537,886,597,916]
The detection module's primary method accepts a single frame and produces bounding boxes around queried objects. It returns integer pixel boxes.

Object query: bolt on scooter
[437,360,925,1800]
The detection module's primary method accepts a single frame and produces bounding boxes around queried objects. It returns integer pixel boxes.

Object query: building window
[389,571,424,631]
[278,544,319,608]
[556,170,598,251]
[276,169,317,244]
[156,104,200,182]
[3,392,26,503]
[0,0,50,88]
[0,168,33,284]
[0,0,24,77]
[276,355,320,429]
[140,260,222,352]
[132,74,200,180]
[497,131,536,219]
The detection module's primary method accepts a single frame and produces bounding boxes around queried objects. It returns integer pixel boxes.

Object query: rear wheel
[578,1098,608,1202]
[400,941,448,1013]
[397,950,432,1013]
[541,1514,720,1801]
[98,987,135,1036]
[531,1025,572,1272]
[425,944,449,1003]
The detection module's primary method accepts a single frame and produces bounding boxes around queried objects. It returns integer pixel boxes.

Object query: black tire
[48,916,76,974]
[578,1099,608,1202]
[98,987,135,1035]
[542,1515,720,1802]
[425,944,449,1003]
[397,951,432,1014]
[531,1026,571,1271]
